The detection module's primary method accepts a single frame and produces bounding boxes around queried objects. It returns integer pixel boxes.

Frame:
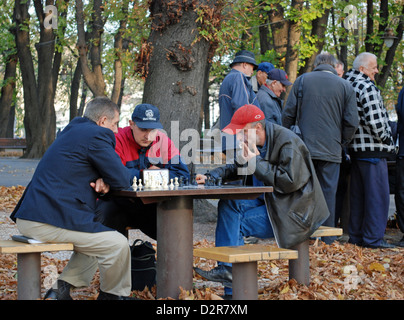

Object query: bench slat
[0,240,73,254]
[311,226,342,238]
[194,245,298,263]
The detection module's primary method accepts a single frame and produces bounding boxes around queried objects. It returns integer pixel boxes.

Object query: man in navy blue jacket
[11,97,134,300]
[395,85,404,247]
[219,50,260,156]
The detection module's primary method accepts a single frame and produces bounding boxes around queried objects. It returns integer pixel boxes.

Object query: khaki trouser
[17,219,131,297]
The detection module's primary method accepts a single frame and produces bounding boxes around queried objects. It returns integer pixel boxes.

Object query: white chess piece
[138,179,143,189]
[174,177,179,187]
[169,178,174,189]
[132,176,138,190]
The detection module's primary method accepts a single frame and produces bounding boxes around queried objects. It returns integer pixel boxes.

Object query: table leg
[232,261,258,300]
[156,196,193,299]
[17,252,41,300]
[288,240,310,286]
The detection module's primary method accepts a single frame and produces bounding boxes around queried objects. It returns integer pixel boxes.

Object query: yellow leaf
[280,284,289,294]
[368,262,385,272]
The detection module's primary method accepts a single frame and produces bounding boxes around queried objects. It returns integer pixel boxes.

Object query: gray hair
[83,96,119,122]
[314,53,337,68]
[353,52,377,70]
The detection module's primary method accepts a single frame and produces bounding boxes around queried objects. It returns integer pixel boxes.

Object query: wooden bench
[194,245,298,299]
[0,240,73,300]
[0,138,27,153]
[288,226,343,286]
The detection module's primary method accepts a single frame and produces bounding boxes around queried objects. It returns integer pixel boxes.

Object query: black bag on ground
[130,239,156,291]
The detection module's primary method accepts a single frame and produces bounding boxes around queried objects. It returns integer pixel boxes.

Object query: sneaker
[364,240,396,249]
[97,290,138,300]
[44,280,73,300]
[393,236,404,248]
[194,265,232,288]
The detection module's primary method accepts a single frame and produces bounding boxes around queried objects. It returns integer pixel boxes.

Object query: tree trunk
[0,53,18,138]
[142,0,219,149]
[76,0,106,97]
[13,0,65,158]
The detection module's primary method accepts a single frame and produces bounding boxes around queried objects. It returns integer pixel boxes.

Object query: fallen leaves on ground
[0,186,403,300]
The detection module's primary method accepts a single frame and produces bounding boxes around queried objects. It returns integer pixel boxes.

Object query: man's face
[99,110,120,134]
[242,63,255,77]
[270,80,287,97]
[236,122,260,147]
[335,64,344,77]
[130,120,157,147]
[360,57,379,81]
[256,70,268,86]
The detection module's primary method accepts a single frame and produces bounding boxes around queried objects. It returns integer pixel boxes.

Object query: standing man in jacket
[194,105,329,297]
[11,97,135,300]
[283,53,358,243]
[219,50,260,157]
[257,68,292,125]
[395,85,404,247]
[344,52,396,248]
[95,103,190,237]
[251,62,275,93]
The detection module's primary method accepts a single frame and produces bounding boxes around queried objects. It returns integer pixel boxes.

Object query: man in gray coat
[194,104,329,297]
[282,53,358,243]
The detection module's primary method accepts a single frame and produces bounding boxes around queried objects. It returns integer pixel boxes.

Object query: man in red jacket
[95,104,190,238]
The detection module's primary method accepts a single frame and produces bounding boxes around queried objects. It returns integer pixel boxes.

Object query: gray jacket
[209,121,330,248]
[282,64,358,163]
[257,84,283,125]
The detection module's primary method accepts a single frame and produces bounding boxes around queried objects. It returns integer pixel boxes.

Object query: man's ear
[97,115,107,127]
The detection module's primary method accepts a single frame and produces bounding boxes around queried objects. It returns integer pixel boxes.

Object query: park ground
[0,153,403,300]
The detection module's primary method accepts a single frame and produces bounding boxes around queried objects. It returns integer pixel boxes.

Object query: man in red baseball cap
[194,104,329,298]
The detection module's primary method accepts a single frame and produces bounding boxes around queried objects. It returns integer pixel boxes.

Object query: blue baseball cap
[257,62,275,74]
[131,104,163,129]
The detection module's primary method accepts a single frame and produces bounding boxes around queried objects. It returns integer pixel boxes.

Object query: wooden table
[113,184,273,299]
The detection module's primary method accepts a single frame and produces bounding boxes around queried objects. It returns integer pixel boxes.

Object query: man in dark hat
[218,50,261,156]
[257,68,292,125]
[251,62,275,93]
[95,103,189,238]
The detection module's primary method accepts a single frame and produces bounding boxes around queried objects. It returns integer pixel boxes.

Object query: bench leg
[232,261,258,300]
[288,240,310,286]
[17,252,41,300]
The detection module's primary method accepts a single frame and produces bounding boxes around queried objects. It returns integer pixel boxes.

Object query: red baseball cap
[223,105,265,135]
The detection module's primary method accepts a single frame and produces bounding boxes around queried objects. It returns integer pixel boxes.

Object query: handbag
[290,75,304,139]
[130,239,157,291]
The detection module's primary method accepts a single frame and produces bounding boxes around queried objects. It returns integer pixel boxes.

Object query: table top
[112,184,273,202]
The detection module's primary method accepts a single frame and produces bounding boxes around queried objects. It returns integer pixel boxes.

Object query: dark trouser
[95,197,157,240]
[349,159,389,247]
[394,158,404,233]
[312,160,340,244]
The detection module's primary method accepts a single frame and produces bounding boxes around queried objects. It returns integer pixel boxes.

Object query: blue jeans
[215,198,274,295]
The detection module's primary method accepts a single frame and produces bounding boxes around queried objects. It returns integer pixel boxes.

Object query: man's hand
[148,165,160,170]
[241,141,259,161]
[195,174,207,184]
[90,178,110,194]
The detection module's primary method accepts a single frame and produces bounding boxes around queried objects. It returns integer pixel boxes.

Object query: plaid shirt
[344,69,395,158]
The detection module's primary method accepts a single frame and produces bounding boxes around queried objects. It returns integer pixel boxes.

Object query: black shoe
[393,236,404,248]
[97,290,138,300]
[194,265,232,288]
[364,240,396,249]
[44,280,73,300]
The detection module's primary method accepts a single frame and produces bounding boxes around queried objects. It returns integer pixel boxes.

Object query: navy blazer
[11,117,131,233]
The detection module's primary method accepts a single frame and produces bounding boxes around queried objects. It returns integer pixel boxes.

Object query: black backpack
[130,239,156,291]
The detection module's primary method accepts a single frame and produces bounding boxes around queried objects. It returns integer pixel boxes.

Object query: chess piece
[138,179,143,189]
[132,176,138,190]
[174,177,179,187]
[169,178,174,189]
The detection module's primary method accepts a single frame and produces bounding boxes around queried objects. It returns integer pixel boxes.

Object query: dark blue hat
[257,62,275,74]
[230,50,258,70]
[131,104,163,129]
[268,69,293,86]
